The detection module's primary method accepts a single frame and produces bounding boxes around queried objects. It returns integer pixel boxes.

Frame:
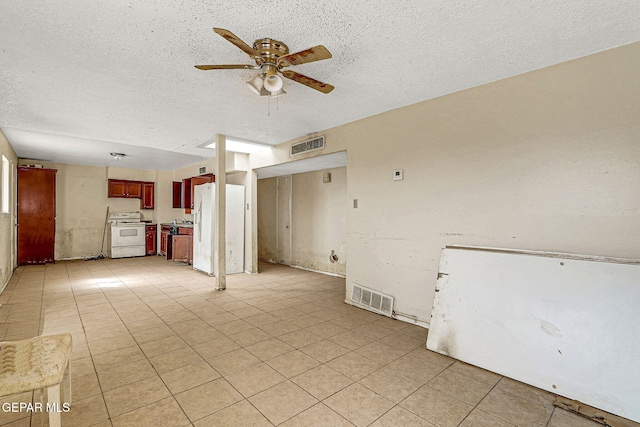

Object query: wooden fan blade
[213,28,259,58]
[281,70,334,94]
[195,64,255,70]
[277,45,332,68]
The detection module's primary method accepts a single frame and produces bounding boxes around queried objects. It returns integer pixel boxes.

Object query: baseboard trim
[344,299,430,329]
[258,259,346,278]
[0,267,14,296]
[289,264,346,278]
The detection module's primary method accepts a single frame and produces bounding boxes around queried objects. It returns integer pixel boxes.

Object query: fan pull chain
[267,94,281,117]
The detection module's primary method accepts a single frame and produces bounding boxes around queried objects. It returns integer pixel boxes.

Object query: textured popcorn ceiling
[1,1,639,169]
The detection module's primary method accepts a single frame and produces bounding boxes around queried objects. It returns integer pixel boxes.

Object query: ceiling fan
[195,28,334,96]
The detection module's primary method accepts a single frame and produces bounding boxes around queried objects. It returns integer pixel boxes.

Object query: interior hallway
[0,257,617,426]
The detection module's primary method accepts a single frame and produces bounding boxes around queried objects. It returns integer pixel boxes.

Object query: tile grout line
[9,258,541,427]
[74,259,117,426]
[454,377,508,427]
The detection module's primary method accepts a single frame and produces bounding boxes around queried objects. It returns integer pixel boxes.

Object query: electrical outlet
[393,169,404,181]
[353,199,358,208]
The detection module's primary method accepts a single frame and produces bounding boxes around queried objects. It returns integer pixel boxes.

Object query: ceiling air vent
[351,284,394,317]
[290,136,325,156]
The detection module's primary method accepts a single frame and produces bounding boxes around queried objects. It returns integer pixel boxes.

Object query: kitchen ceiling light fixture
[110,152,126,160]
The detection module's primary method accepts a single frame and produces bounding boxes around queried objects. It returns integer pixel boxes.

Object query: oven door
[111,224,145,247]
[109,223,146,258]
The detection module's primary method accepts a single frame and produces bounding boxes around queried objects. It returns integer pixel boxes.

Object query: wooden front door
[17,167,57,265]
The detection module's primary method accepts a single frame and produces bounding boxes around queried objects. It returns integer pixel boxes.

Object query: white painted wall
[250,43,640,326]
[0,130,18,292]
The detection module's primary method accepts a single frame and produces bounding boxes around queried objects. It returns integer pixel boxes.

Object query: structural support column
[249,170,258,273]
[214,134,226,290]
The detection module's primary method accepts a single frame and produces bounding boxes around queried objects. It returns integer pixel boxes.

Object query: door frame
[276,175,292,265]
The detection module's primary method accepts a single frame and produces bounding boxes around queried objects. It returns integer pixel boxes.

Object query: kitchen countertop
[160,223,193,228]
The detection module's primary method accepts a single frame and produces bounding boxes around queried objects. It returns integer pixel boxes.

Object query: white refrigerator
[193,183,245,275]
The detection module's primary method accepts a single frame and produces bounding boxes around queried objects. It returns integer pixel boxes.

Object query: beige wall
[6,151,250,263]
[0,130,18,291]
[294,168,347,276]
[16,161,165,259]
[8,159,217,261]
[258,168,347,276]
[250,42,640,326]
[257,178,278,263]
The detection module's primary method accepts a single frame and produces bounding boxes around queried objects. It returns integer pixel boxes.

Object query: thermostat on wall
[393,169,404,181]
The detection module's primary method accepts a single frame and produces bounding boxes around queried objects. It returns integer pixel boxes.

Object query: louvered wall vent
[290,136,325,156]
[350,284,394,317]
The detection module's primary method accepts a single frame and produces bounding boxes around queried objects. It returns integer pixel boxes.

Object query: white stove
[107,212,146,258]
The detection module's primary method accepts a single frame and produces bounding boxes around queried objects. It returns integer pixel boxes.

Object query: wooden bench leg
[46,384,62,427]
[63,358,72,405]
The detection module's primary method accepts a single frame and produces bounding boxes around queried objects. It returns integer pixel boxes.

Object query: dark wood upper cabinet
[181,178,192,213]
[190,174,214,209]
[17,167,57,265]
[178,174,215,212]
[108,179,142,198]
[107,179,127,197]
[127,181,142,198]
[141,182,154,209]
[108,179,154,209]
[172,181,182,208]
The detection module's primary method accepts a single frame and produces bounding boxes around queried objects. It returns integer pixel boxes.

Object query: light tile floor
[0,257,631,427]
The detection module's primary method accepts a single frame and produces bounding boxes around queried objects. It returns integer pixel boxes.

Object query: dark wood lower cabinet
[160,225,192,263]
[160,226,171,256]
[171,235,192,264]
[145,224,157,256]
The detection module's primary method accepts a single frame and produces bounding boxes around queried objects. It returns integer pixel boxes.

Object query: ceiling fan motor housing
[252,38,289,65]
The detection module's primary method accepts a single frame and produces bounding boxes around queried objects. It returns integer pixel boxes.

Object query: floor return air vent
[350,284,394,317]
[290,136,325,156]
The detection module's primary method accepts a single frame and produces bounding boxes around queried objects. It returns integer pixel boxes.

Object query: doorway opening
[255,152,347,277]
